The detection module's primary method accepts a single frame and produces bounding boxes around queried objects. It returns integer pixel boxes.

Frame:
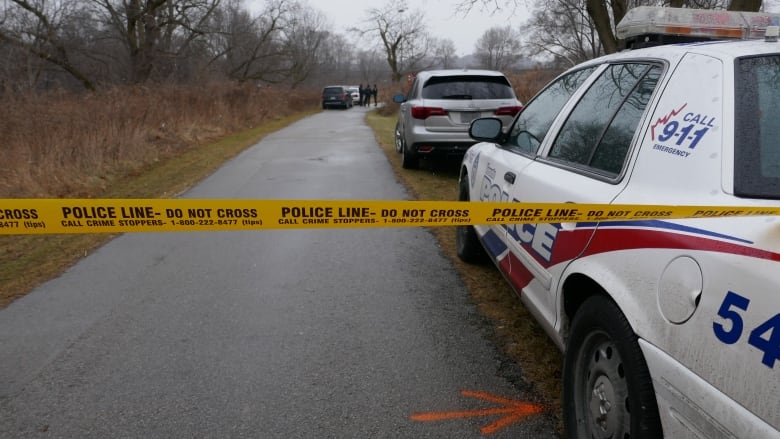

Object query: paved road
[0,107,558,438]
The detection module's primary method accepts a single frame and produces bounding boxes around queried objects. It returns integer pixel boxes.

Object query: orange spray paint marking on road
[410,390,545,435]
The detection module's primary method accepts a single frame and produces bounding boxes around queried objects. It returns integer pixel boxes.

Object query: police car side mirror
[469,118,503,142]
[392,93,406,103]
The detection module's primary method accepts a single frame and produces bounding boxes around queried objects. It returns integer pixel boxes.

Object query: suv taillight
[494,106,523,117]
[411,106,447,119]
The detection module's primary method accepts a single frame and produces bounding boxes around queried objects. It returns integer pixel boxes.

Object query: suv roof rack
[617,6,780,49]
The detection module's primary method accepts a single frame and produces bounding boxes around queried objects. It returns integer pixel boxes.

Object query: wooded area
[0,0,356,91]
[0,0,765,93]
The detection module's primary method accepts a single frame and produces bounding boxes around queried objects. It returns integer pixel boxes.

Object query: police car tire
[456,178,487,263]
[394,123,404,153]
[563,295,662,439]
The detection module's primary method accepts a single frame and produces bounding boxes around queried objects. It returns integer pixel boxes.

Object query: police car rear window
[422,75,515,100]
[734,55,780,199]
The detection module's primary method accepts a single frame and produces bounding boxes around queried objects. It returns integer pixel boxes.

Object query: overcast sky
[243,1,780,57]
[243,0,531,57]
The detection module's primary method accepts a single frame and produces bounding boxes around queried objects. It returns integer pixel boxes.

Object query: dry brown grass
[0,84,319,307]
[508,68,563,103]
[365,109,564,427]
[0,84,317,198]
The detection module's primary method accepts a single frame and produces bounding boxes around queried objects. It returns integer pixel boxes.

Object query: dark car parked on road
[321,86,353,110]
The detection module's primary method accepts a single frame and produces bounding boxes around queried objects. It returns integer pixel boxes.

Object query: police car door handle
[504,172,516,184]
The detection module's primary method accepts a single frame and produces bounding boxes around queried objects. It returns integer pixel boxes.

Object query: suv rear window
[421,75,515,100]
[735,55,780,199]
[323,87,344,95]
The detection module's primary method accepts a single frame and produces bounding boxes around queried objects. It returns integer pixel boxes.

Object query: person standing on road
[358,84,365,107]
[371,84,378,106]
[361,84,370,107]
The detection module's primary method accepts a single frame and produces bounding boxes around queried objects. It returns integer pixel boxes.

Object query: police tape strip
[0,199,778,235]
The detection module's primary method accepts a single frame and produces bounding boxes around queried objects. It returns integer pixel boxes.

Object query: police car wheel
[456,177,486,263]
[563,295,662,439]
[394,123,404,153]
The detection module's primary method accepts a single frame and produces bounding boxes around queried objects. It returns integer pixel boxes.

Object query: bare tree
[463,0,761,56]
[354,49,386,83]
[276,3,328,86]
[311,31,355,84]
[204,0,284,82]
[204,0,327,85]
[431,38,458,69]
[0,0,336,89]
[0,0,97,90]
[88,0,221,84]
[355,0,431,82]
[524,0,602,67]
[475,25,522,70]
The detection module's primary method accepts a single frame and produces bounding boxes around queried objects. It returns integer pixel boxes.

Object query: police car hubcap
[583,337,627,437]
[590,376,615,435]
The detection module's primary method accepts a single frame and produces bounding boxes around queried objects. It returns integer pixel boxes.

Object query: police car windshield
[734,54,780,199]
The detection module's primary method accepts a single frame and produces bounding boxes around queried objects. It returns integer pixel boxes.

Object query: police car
[457,6,780,438]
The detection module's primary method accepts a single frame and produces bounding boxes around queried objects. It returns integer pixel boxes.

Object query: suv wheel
[563,295,662,439]
[456,177,487,263]
[394,123,404,153]
[401,141,418,169]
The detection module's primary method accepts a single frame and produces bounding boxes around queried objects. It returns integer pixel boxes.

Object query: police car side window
[592,66,661,174]
[549,63,660,176]
[506,67,595,155]
[735,55,780,199]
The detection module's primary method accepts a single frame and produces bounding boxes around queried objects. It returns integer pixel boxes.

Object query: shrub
[0,84,319,198]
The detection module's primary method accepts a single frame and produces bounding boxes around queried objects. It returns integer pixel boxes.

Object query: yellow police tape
[0,199,778,235]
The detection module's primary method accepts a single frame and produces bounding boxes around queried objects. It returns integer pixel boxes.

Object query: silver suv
[392,69,523,169]
[321,85,353,110]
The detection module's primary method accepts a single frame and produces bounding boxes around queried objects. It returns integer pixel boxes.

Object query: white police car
[457,6,780,438]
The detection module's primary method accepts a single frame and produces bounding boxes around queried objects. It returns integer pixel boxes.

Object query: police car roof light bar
[617,6,780,46]
[766,25,779,42]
